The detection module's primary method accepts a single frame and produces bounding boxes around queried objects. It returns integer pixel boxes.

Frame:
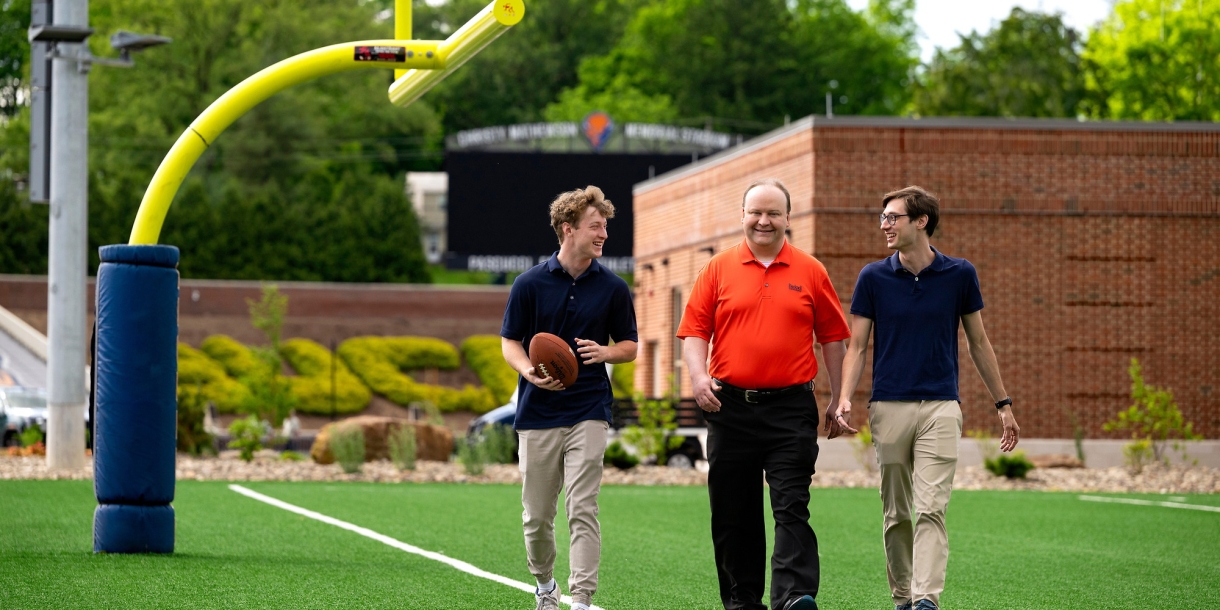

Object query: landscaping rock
[1028,453,1084,469]
[310,416,453,464]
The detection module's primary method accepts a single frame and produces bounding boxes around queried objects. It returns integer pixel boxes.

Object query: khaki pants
[869,400,962,609]
[518,419,608,607]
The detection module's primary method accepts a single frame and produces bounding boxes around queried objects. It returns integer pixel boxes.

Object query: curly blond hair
[549,185,616,244]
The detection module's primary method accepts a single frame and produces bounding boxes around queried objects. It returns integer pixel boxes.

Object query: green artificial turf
[0,481,1217,609]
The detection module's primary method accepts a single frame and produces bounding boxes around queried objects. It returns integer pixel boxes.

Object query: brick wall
[634,117,1220,438]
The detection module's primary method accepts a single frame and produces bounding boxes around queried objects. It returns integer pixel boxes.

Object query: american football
[528,332,579,388]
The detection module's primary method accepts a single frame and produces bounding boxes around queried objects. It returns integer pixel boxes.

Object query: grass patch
[1,482,1217,609]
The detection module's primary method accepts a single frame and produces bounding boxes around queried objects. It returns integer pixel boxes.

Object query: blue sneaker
[784,595,818,610]
[913,601,938,610]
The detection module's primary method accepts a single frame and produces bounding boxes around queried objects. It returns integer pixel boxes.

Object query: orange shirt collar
[738,239,791,266]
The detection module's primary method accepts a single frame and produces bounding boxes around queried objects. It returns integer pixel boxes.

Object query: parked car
[0,387,90,447]
[465,395,707,468]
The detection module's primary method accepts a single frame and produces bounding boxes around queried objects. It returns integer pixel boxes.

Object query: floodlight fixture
[110,30,172,54]
[28,24,94,43]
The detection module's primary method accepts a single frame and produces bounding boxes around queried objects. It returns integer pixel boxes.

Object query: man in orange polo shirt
[678,179,851,610]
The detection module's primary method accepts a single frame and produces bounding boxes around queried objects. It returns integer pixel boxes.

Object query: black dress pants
[705,387,820,610]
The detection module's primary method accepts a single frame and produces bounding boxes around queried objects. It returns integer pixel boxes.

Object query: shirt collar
[887,247,946,274]
[738,239,791,266]
[546,251,602,278]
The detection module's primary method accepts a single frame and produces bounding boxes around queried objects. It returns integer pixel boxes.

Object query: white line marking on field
[1079,495,1220,513]
[229,484,604,610]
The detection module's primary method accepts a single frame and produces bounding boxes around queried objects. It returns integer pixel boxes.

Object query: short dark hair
[742,178,791,214]
[882,185,940,237]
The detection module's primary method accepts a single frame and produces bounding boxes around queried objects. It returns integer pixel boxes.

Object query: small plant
[622,386,683,465]
[330,424,366,474]
[984,450,1034,479]
[603,440,639,470]
[389,424,418,471]
[457,434,488,476]
[279,450,304,462]
[851,423,875,472]
[177,383,215,456]
[480,424,517,465]
[1122,439,1154,474]
[227,415,266,463]
[967,428,999,463]
[1104,358,1202,465]
[20,423,44,448]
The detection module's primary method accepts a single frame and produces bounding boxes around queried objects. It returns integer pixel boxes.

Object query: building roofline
[634,115,1220,195]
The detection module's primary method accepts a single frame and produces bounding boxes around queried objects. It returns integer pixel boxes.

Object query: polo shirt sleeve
[609,280,639,343]
[676,262,717,341]
[849,265,876,320]
[961,261,985,315]
[500,275,531,341]
[813,267,851,344]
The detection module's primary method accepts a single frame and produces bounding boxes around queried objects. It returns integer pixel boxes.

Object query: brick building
[632,116,1220,439]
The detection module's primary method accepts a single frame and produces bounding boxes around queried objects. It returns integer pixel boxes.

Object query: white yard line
[1079,494,1220,513]
[229,484,604,610]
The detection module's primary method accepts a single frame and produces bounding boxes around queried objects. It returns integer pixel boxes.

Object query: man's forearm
[839,344,866,403]
[968,340,1008,402]
[683,337,711,383]
[501,338,533,376]
[606,340,638,364]
[819,340,846,403]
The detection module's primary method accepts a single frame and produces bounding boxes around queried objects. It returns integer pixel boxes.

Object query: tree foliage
[547,0,917,128]
[913,8,1084,118]
[1083,0,1220,121]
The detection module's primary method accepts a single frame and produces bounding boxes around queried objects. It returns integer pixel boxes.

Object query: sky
[845,0,1116,62]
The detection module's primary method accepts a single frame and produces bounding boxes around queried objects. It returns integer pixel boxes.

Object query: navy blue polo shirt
[850,248,984,402]
[501,253,638,430]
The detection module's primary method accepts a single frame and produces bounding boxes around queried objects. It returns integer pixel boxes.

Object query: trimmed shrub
[984,451,1034,479]
[177,343,250,413]
[339,336,496,413]
[604,440,639,470]
[460,335,518,405]
[280,338,371,415]
[200,335,265,378]
[611,360,635,400]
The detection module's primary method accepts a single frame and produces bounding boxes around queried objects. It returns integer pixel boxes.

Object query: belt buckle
[743,389,759,403]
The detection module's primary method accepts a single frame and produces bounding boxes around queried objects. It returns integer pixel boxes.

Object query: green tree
[549,0,916,129]
[913,8,1085,118]
[411,0,640,133]
[0,0,30,118]
[1083,0,1220,121]
[1103,357,1202,464]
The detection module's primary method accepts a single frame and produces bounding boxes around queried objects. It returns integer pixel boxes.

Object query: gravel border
[3,455,1217,493]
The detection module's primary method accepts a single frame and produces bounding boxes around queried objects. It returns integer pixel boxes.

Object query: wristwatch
[994,396,1012,410]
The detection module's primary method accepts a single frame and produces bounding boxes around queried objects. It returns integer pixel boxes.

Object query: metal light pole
[45,0,89,470]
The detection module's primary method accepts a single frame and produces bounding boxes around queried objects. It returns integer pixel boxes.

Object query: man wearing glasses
[679,179,851,610]
[831,185,1020,610]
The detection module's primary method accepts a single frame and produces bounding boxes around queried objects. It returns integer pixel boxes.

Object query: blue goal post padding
[93,504,175,554]
[93,244,179,553]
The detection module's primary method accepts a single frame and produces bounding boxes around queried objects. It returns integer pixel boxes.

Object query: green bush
[280,450,305,462]
[389,424,417,471]
[621,393,683,465]
[1123,439,1154,474]
[331,425,366,474]
[460,335,518,405]
[984,451,1034,479]
[1104,358,1202,464]
[176,383,215,455]
[200,335,266,379]
[457,435,488,476]
[177,344,250,413]
[339,336,496,413]
[480,424,517,465]
[227,415,267,463]
[604,440,639,470]
[20,423,44,448]
[611,361,635,400]
[280,338,372,415]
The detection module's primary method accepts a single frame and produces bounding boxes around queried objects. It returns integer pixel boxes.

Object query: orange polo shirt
[677,240,851,389]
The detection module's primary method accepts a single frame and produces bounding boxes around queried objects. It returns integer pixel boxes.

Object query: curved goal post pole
[128,0,525,245]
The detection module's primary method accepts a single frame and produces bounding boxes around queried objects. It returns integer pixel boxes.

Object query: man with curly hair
[501,185,638,610]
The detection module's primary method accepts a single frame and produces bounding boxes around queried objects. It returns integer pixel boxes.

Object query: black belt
[713,379,813,404]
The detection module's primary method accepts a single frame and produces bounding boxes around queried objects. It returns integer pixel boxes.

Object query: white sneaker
[534,585,560,610]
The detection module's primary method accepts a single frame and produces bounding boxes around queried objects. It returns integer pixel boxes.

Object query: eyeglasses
[879,213,909,226]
